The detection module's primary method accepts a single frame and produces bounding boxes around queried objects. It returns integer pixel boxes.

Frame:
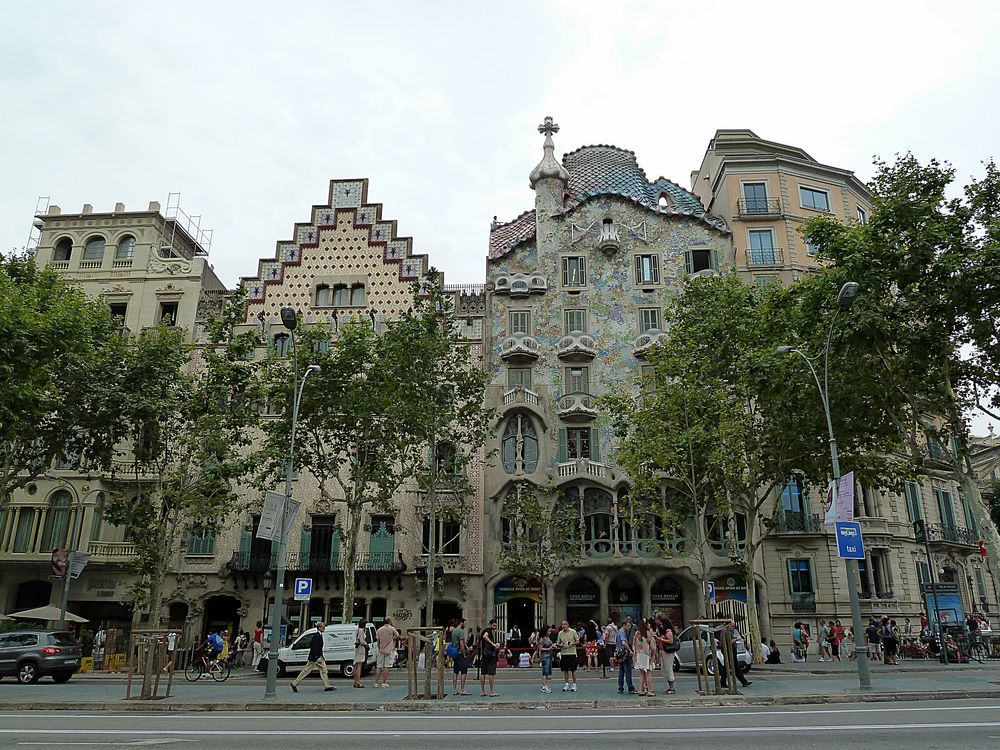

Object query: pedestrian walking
[655,617,677,694]
[603,618,618,675]
[479,619,499,697]
[451,618,471,695]
[353,618,369,688]
[374,617,400,688]
[538,628,555,693]
[584,620,599,671]
[615,619,635,694]
[290,622,334,693]
[830,620,844,662]
[161,631,178,675]
[633,619,655,696]
[252,621,264,670]
[819,619,832,661]
[556,620,580,692]
[866,618,882,662]
[719,619,751,688]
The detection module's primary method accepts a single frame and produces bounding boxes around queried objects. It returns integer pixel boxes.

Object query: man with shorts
[479,619,499,697]
[374,617,400,688]
[451,618,470,695]
[557,620,580,692]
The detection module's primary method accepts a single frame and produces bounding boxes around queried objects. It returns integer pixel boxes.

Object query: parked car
[673,624,752,675]
[259,622,377,678]
[0,630,82,684]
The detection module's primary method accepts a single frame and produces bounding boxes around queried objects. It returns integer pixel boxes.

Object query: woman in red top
[829,620,844,662]
[584,620,599,671]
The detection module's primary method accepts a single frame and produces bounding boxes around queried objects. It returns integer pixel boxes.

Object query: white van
[275,623,377,678]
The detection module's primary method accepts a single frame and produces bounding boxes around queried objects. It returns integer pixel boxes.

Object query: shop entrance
[565,576,600,627]
[609,574,642,624]
[651,576,684,627]
[203,595,241,639]
[493,576,543,640]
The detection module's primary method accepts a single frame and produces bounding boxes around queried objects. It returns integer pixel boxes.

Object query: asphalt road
[2,699,1000,749]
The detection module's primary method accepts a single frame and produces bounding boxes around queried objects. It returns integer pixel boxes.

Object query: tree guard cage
[691,618,738,696]
[124,630,174,700]
[406,627,446,699]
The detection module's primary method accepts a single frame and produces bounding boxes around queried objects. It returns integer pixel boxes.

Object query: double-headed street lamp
[777,281,872,691]
[264,307,320,699]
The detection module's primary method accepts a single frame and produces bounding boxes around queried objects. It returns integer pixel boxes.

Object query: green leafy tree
[256,270,492,625]
[404,278,493,628]
[802,154,1000,586]
[497,481,580,627]
[0,255,127,509]
[604,273,906,659]
[102,291,262,623]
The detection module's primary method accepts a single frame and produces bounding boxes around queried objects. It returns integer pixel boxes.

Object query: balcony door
[748,229,777,265]
[369,516,395,570]
[742,182,769,213]
[310,515,340,570]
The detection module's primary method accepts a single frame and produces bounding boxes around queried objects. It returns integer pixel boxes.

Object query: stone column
[598,575,609,623]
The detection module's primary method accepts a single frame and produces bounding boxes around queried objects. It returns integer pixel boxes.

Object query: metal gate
[713,599,749,639]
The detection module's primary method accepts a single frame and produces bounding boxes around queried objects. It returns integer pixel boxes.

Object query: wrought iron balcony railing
[926,523,979,547]
[737,197,782,216]
[775,512,822,534]
[227,549,405,574]
[746,248,785,267]
[790,592,816,612]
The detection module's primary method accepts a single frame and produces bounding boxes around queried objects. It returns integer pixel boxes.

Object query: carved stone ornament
[150,259,192,275]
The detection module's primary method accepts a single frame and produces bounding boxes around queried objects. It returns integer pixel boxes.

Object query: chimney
[148,201,161,212]
[47,205,61,216]
[82,203,93,214]
[114,202,125,212]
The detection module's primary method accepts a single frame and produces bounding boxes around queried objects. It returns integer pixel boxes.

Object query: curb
[6,689,1000,712]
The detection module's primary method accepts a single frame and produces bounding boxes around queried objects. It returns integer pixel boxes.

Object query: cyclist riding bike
[202,631,224,670]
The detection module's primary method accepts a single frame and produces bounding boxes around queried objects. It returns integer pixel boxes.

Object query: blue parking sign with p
[294,577,312,601]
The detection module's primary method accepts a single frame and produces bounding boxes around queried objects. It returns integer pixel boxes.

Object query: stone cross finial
[538,116,560,137]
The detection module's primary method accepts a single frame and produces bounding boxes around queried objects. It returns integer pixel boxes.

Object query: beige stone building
[691,129,872,288]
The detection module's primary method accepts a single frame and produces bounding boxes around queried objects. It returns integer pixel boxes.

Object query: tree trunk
[341,504,363,624]
[694,505,709,618]
[743,539,764,663]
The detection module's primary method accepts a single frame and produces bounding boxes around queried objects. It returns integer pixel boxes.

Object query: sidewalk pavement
[3,661,999,711]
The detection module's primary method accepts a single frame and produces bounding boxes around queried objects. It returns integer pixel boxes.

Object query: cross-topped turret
[538,116,560,138]
[529,114,570,190]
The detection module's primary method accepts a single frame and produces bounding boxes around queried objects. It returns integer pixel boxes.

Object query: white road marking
[2,703,999,722]
[17,742,195,747]
[2,722,1000,737]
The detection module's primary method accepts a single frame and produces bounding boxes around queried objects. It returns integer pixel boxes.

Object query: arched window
[350,284,366,306]
[53,237,72,262]
[315,284,332,306]
[501,415,538,474]
[115,235,136,260]
[273,333,291,358]
[41,490,73,551]
[90,492,105,542]
[83,236,106,261]
[332,284,350,307]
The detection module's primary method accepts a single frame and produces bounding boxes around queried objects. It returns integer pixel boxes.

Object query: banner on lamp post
[824,471,855,529]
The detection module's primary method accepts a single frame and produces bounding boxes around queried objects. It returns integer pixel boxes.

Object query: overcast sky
[3,0,999,430]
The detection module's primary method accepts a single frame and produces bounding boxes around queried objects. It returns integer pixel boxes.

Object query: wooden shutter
[299,525,312,564]
[590,428,601,462]
[330,530,342,571]
[558,428,568,462]
[684,250,693,275]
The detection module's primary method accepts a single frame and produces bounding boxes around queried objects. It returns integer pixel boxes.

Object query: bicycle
[185,654,232,682]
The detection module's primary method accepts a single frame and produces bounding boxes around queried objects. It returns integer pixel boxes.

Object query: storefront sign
[567,592,598,606]
[650,578,682,605]
[713,575,747,603]
[494,576,543,605]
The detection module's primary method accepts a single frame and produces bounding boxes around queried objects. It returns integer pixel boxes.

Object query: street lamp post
[777,281,872,691]
[264,307,320,699]
[43,472,98,630]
